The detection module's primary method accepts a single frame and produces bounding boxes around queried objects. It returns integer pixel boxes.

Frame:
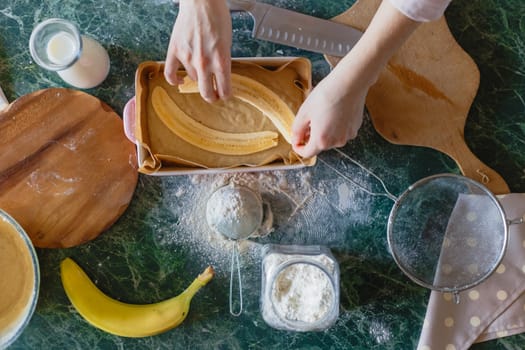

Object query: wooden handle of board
[438,134,510,194]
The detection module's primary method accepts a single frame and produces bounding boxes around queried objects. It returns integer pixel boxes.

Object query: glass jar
[260,244,339,332]
[29,18,110,89]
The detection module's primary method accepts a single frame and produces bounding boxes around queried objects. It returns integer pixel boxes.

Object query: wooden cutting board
[325,0,510,194]
[0,88,138,248]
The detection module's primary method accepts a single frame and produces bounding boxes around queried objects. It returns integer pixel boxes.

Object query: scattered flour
[152,161,376,276]
[154,170,318,270]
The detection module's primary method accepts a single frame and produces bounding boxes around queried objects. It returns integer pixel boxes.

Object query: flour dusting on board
[26,169,81,195]
[60,127,96,151]
[153,165,375,274]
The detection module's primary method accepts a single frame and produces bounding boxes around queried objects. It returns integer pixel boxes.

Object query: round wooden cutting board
[0,88,138,248]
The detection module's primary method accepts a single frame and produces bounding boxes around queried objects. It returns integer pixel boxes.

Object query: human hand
[291,68,367,159]
[292,0,420,158]
[164,0,232,102]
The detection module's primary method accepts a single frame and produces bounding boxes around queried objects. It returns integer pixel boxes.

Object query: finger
[294,135,321,159]
[182,63,198,82]
[164,28,185,85]
[165,39,197,84]
[164,56,182,85]
[291,123,310,148]
[292,116,321,158]
[291,110,311,147]
[293,118,321,158]
[213,65,232,100]
[197,72,219,103]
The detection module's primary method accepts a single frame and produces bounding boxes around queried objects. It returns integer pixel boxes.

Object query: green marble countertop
[2,0,524,349]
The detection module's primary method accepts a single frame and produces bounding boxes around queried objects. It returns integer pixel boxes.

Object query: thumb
[292,113,320,158]
[164,57,182,85]
[291,110,310,147]
[293,136,320,159]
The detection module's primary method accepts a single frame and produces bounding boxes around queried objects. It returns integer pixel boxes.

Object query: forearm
[333,0,420,89]
[165,0,232,100]
[177,0,228,8]
[177,0,229,21]
[389,0,452,21]
[291,0,452,158]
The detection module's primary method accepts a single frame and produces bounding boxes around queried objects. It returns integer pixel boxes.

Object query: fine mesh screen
[388,175,507,292]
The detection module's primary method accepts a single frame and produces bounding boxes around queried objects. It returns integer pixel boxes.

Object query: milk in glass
[30,18,110,89]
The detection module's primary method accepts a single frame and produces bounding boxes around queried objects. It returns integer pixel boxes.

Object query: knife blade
[227,0,362,57]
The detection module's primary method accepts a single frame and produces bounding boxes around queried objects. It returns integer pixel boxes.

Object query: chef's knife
[227,0,363,57]
[172,0,363,57]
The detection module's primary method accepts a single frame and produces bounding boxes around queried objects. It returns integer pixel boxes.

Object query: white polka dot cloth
[417,193,525,350]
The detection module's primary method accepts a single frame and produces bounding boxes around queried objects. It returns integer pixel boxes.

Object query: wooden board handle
[443,136,510,194]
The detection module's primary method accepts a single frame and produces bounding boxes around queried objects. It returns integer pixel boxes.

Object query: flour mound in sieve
[206,184,263,240]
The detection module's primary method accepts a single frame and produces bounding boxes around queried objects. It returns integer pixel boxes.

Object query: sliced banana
[178,73,294,144]
[152,86,279,155]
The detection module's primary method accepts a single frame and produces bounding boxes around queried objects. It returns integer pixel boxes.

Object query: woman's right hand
[164,0,233,103]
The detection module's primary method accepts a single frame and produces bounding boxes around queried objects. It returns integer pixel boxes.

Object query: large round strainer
[320,149,524,301]
[387,174,507,295]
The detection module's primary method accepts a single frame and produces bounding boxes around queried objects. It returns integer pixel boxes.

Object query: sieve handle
[229,242,243,317]
[508,214,525,226]
[319,148,397,202]
[453,292,460,304]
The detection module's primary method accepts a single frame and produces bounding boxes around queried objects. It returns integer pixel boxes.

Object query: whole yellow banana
[60,257,214,338]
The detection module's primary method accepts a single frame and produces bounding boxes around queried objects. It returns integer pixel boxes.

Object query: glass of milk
[29,18,110,89]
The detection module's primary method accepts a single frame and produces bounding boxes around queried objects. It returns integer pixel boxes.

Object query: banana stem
[182,266,215,298]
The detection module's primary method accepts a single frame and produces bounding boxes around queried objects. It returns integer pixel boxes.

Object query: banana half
[60,257,214,338]
[152,86,279,156]
[178,73,295,144]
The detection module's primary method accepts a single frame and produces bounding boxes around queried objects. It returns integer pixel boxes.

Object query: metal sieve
[206,183,263,316]
[320,149,524,302]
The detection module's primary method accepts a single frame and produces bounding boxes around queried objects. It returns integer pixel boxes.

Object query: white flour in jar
[272,262,334,323]
[263,252,336,326]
